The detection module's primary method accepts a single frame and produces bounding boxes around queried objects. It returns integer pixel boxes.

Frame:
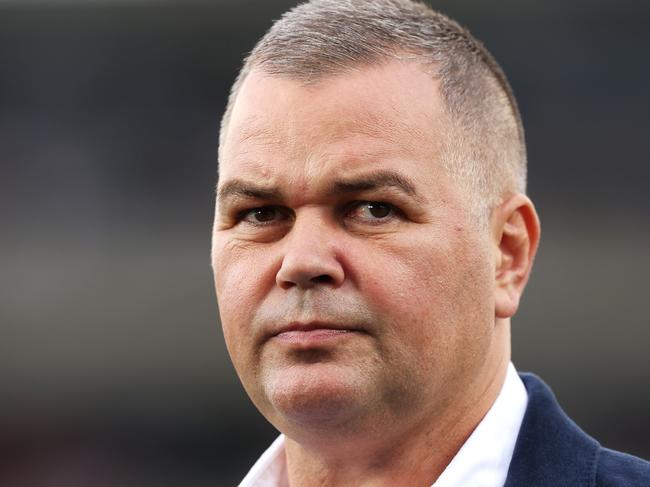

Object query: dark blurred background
[1,0,648,485]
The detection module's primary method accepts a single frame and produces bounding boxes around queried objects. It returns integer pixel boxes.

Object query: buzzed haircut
[219,0,527,218]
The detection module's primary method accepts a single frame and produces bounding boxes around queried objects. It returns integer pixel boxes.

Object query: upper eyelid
[237,205,294,223]
[343,200,402,219]
[224,195,277,209]
[231,200,401,223]
[222,197,281,216]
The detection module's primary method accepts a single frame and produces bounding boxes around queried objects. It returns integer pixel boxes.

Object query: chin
[262,362,372,429]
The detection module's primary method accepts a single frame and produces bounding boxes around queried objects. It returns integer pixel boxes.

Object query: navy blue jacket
[504,373,650,486]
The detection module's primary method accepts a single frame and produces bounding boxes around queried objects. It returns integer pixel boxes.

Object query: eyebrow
[330,170,418,197]
[216,169,421,206]
[217,180,283,204]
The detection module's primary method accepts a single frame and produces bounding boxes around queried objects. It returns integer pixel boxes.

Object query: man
[211,0,650,485]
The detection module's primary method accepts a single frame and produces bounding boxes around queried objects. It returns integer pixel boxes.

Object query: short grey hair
[219,0,527,218]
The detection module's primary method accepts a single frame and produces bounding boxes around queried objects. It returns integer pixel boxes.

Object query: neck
[284,327,511,487]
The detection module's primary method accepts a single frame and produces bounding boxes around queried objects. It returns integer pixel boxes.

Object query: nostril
[277,273,334,290]
[311,274,334,284]
[275,253,345,289]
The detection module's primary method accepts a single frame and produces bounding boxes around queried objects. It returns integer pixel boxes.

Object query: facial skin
[212,60,539,485]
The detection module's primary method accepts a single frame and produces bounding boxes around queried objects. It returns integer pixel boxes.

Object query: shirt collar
[239,434,287,487]
[239,362,527,487]
[432,362,528,487]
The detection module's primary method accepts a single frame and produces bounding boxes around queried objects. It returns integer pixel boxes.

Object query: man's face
[212,61,500,437]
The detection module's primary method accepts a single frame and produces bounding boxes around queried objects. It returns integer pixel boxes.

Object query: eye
[347,201,398,223]
[239,206,291,225]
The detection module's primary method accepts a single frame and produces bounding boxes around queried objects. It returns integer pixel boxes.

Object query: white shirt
[239,362,528,487]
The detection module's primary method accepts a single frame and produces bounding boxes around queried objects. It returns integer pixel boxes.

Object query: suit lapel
[504,374,600,487]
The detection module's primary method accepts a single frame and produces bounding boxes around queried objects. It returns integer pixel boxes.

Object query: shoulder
[596,447,650,487]
[505,373,650,487]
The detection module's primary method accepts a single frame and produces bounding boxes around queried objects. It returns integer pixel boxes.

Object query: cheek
[356,239,452,324]
[213,239,276,353]
[354,231,493,355]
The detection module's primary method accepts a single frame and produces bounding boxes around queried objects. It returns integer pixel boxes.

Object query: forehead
[219,61,449,183]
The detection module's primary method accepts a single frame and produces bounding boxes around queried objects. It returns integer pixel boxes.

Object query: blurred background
[1,0,648,485]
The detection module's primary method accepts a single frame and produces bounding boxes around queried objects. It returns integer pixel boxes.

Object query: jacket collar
[504,373,600,487]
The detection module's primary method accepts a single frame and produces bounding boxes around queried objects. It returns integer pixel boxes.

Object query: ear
[491,193,541,319]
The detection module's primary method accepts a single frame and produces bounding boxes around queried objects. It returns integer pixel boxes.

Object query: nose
[275,214,345,290]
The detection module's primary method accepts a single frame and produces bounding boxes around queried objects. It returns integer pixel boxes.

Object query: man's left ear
[492,193,541,319]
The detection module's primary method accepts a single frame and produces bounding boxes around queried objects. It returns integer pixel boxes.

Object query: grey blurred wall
[1,0,648,485]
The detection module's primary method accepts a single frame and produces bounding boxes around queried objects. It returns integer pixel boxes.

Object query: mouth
[269,322,366,347]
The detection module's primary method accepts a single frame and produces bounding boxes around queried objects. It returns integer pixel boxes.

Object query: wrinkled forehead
[218,62,450,180]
